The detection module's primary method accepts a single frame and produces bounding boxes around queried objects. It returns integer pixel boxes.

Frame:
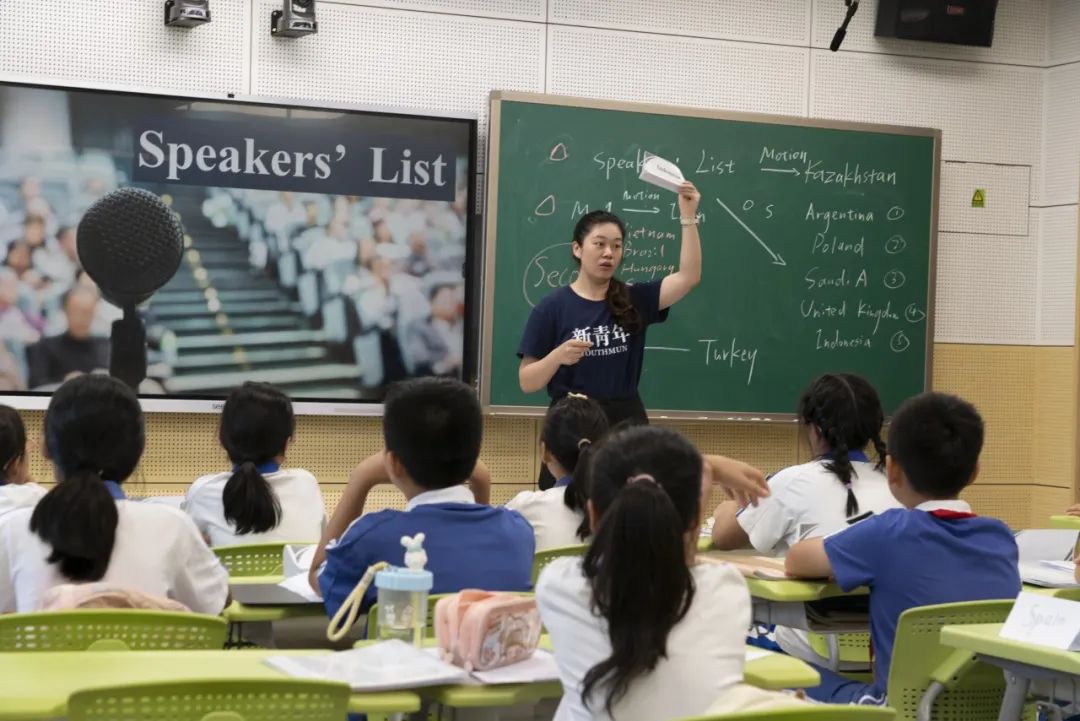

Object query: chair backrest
[887,600,1017,721]
[807,631,872,666]
[0,610,227,651]
[213,543,287,577]
[674,707,896,720]
[67,679,350,721]
[531,544,588,584]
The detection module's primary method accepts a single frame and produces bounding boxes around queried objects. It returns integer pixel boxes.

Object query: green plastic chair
[808,631,872,669]
[0,609,227,651]
[531,543,588,584]
[886,600,1033,721]
[67,679,350,721]
[213,543,289,577]
[675,707,896,720]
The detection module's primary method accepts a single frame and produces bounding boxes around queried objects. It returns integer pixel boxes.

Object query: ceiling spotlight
[272,0,318,38]
[164,0,210,28]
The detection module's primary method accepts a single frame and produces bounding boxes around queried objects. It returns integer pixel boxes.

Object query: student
[519,184,703,490]
[785,391,1021,705]
[537,425,752,721]
[314,377,534,616]
[0,375,228,613]
[0,405,46,518]
[185,382,325,547]
[506,393,610,550]
[712,373,899,553]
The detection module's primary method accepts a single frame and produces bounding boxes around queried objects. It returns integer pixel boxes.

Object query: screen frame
[0,78,480,416]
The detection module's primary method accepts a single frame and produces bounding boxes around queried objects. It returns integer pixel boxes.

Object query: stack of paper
[1019,560,1080,588]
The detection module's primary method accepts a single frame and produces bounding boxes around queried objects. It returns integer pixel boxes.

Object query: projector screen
[0,81,477,413]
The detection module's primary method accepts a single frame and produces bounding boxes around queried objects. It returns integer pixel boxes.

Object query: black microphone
[77,187,184,390]
[831,0,860,52]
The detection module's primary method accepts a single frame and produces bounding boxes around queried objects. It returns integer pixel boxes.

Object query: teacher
[518,181,703,489]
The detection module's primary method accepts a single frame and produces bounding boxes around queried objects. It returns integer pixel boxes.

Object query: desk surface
[1049,516,1080,530]
[940,623,1080,677]
[700,550,864,602]
[0,649,420,720]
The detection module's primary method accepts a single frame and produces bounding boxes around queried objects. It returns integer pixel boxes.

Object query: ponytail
[218,382,293,536]
[797,373,886,520]
[604,278,642,335]
[223,461,282,535]
[575,426,702,715]
[30,470,119,582]
[582,480,695,713]
[564,439,595,541]
[32,375,143,583]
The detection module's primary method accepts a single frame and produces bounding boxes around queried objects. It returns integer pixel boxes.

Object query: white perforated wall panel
[811,0,1047,66]
[550,0,810,46]
[547,26,808,117]
[1038,205,1079,345]
[1049,0,1080,64]
[1042,63,1080,206]
[329,0,544,22]
[0,0,248,96]
[251,1,544,161]
[934,220,1038,344]
[940,162,1031,236]
[810,51,1042,171]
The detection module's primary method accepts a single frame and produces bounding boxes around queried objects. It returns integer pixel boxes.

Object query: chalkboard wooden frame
[481,90,942,420]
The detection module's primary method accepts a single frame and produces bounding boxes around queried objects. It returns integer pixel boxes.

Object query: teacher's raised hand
[677,180,701,218]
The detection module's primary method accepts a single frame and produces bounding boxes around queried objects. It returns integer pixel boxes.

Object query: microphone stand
[110,304,147,391]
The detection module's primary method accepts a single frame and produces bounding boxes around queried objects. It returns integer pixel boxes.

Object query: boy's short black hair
[888,391,984,498]
[383,377,482,490]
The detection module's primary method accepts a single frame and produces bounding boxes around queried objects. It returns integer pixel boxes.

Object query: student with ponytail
[710,372,898,668]
[537,425,754,721]
[506,393,609,550]
[0,374,227,613]
[185,382,325,547]
[0,405,46,518]
[518,182,704,489]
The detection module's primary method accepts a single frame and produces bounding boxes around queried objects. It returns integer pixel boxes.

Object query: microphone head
[77,187,184,307]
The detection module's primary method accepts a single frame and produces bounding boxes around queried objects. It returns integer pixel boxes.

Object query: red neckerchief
[927,509,977,520]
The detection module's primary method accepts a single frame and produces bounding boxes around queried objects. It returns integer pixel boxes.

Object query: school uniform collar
[103,481,126,500]
[820,450,871,463]
[405,485,475,511]
[554,476,572,488]
[914,499,974,519]
[230,461,281,474]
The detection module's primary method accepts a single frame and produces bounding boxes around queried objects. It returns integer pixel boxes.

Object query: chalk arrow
[760,167,801,176]
[716,199,786,266]
[621,207,660,214]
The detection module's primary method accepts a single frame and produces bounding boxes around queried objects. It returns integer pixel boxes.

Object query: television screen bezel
[0,78,480,416]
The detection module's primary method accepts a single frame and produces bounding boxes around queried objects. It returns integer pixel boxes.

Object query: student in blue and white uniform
[185,382,325,548]
[315,377,534,616]
[711,373,898,554]
[0,375,228,613]
[786,392,1021,706]
[518,182,703,489]
[0,405,46,518]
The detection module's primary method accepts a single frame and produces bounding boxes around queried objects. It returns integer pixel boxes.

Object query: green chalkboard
[481,92,940,417]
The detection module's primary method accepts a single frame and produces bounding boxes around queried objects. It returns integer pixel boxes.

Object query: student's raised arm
[659,181,702,311]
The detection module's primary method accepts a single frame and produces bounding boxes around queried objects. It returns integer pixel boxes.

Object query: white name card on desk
[1001,591,1080,650]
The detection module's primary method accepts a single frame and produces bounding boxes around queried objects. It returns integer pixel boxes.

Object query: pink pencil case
[434,590,542,672]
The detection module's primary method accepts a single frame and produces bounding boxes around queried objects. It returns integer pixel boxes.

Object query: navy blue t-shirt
[517,281,668,400]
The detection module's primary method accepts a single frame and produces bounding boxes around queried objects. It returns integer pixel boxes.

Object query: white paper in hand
[639,154,685,193]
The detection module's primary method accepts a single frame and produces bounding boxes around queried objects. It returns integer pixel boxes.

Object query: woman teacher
[518,181,703,488]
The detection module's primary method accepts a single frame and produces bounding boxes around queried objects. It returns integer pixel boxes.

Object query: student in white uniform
[185,382,325,547]
[505,394,609,551]
[537,426,753,721]
[710,372,898,667]
[0,375,228,613]
[0,405,46,518]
